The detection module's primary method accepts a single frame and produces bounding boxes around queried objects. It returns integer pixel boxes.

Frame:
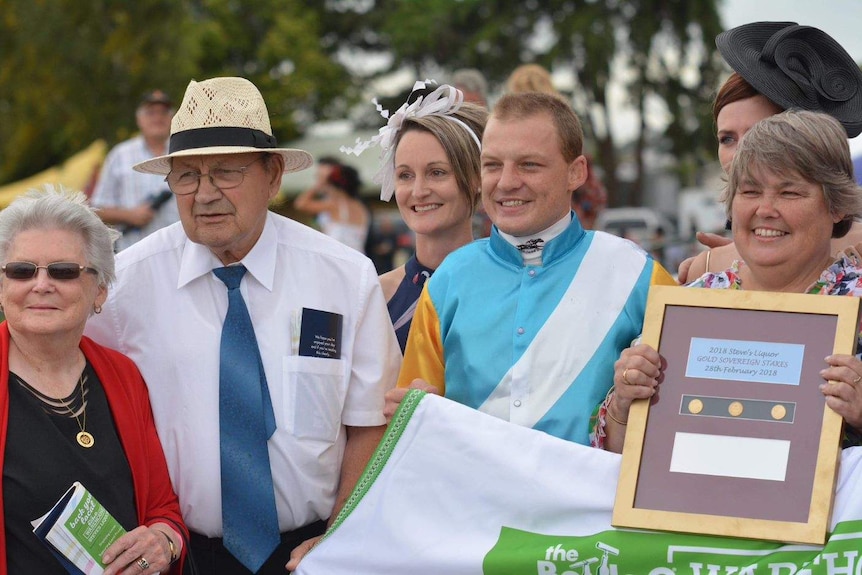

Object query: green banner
[484,521,862,575]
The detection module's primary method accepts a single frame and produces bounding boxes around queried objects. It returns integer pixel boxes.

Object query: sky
[721,0,862,62]
[720,0,862,154]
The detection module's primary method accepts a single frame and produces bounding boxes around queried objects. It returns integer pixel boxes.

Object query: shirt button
[528,269,536,277]
[513,400,522,407]
[517,327,525,335]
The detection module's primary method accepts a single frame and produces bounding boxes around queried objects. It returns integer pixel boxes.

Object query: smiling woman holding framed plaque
[597,110,862,544]
[596,110,862,454]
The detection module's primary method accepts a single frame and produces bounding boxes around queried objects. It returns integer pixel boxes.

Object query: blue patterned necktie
[213,265,280,572]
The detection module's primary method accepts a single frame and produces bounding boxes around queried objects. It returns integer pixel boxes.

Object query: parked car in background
[595,206,689,274]
[677,187,727,240]
[594,207,675,247]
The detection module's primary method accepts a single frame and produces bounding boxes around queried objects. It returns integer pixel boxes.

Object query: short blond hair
[506,64,557,95]
[492,92,584,162]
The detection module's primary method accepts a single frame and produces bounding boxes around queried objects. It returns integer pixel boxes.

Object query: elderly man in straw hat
[85,77,401,574]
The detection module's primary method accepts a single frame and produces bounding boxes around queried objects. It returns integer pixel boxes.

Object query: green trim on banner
[322,389,427,538]
[483,520,862,574]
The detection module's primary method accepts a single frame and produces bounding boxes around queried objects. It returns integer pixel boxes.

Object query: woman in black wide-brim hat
[599,109,862,453]
[596,23,862,453]
[680,21,862,284]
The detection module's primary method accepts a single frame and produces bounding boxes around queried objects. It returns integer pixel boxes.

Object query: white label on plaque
[669,432,790,481]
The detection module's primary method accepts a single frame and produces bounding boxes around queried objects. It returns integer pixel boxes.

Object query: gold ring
[853,374,862,385]
[137,557,150,571]
[622,368,634,385]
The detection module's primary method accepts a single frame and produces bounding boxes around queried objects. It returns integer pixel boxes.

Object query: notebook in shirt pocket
[282,355,346,442]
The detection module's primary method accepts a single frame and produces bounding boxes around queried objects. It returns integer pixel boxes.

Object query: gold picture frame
[613,285,860,545]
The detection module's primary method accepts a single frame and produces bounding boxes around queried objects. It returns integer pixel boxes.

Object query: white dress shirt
[90,135,180,250]
[85,213,401,535]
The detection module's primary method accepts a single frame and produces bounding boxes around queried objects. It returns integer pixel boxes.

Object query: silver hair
[725,109,862,238]
[452,68,488,97]
[0,185,119,287]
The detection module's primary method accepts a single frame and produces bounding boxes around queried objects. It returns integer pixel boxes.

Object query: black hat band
[169,126,277,154]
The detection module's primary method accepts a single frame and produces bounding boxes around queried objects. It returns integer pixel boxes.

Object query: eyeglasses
[1,262,98,281]
[165,155,266,195]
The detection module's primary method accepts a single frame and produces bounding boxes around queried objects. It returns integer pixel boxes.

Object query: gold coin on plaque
[688,399,703,414]
[771,404,787,420]
[728,401,744,417]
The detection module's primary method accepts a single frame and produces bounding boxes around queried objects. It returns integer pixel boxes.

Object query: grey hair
[725,109,862,238]
[452,69,488,97]
[0,185,119,287]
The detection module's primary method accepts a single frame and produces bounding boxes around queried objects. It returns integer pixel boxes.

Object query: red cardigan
[0,323,187,573]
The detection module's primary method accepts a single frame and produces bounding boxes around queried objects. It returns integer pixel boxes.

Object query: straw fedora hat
[716,22,862,138]
[134,77,313,175]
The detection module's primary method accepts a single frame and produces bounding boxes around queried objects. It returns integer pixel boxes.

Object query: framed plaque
[613,285,860,544]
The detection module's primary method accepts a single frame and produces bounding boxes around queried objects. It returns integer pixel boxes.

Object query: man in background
[90,89,180,250]
[452,68,489,108]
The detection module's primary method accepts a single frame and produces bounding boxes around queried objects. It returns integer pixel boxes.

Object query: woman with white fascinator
[342,80,487,352]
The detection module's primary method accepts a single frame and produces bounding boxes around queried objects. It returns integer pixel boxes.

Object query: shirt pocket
[282,356,346,443]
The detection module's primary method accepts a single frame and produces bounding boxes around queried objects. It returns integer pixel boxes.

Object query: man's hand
[286,535,321,572]
[125,204,157,228]
[695,231,731,249]
[384,379,440,422]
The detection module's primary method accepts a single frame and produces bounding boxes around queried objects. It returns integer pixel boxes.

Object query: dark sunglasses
[1,262,98,281]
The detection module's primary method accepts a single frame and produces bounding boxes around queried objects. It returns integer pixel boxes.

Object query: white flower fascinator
[341,79,482,201]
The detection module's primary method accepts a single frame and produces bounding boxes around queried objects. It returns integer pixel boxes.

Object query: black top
[4,362,137,574]
[387,256,435,352]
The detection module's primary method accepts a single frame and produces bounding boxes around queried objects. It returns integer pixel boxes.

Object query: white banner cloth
[296,392,862,575]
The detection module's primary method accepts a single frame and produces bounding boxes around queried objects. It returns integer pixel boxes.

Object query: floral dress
[590,248,862,449]
[688,250,862,296]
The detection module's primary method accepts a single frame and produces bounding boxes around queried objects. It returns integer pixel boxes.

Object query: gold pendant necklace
[10,338,93,447]
[58,375,94,448]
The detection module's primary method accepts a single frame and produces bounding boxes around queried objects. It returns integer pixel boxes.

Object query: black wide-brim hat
[716,21,862,138]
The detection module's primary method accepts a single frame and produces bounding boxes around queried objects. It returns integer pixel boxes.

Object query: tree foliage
[1,0,725,203]
[337,0,725,206]
[0,0,195,182]
[0,0,352,184]
[188,0,355,141]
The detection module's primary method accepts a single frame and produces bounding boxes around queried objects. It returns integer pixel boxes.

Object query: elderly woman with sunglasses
[0,187,186,574]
